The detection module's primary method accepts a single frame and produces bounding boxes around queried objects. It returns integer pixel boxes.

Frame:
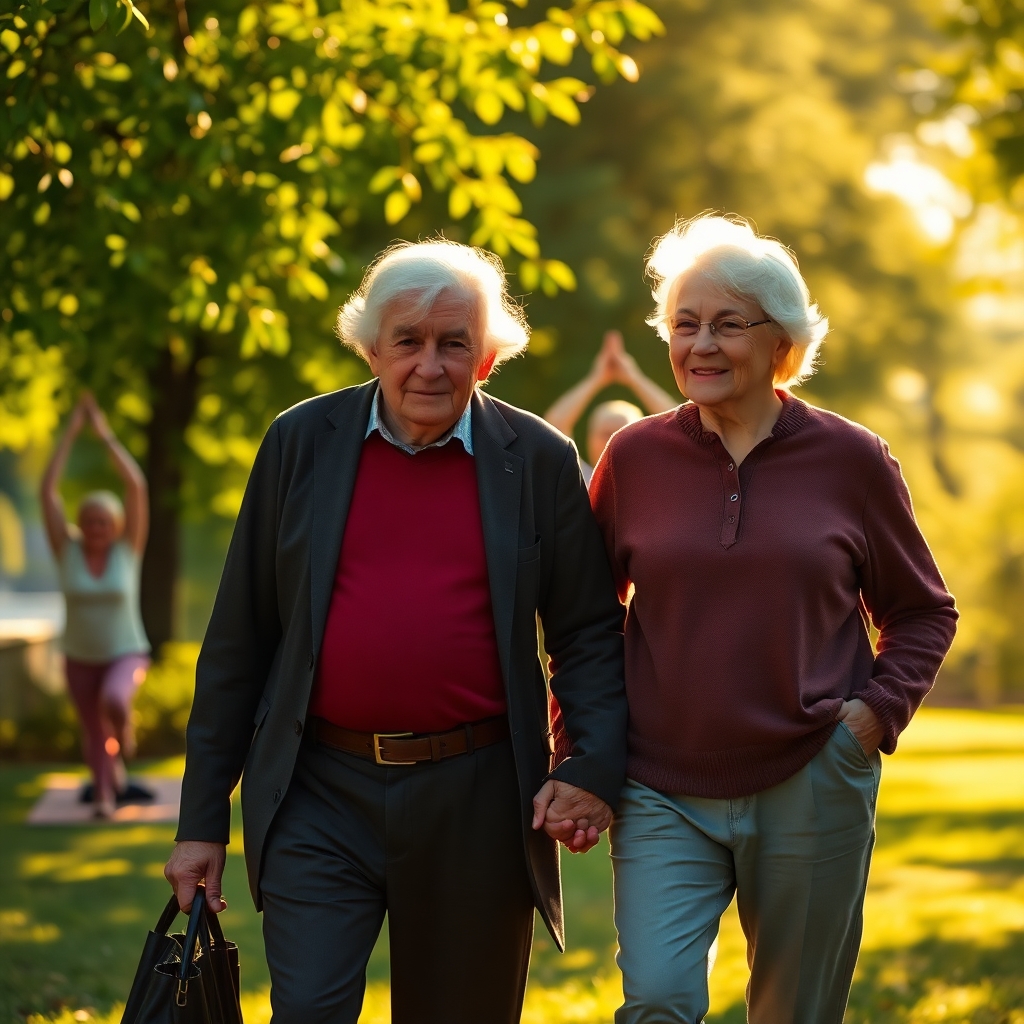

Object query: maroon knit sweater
[590,396,958,799]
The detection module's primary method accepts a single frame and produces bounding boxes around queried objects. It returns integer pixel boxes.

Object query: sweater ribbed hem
[626,721,838,799]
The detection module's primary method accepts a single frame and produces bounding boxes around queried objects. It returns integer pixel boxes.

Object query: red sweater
[309,434,506,734]
[590,396,957,799]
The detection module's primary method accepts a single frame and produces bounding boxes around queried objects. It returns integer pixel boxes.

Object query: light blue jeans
[610,722,880,1024]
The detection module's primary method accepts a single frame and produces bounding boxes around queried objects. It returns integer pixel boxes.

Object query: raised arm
[605,331,678,414]
[544,334,617,439]
[84,394,149,555]
[39,398,88,558]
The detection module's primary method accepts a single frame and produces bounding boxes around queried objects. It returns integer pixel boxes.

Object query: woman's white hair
[337,239,530,371]
[79,490,125,531]
[646,213,828,387]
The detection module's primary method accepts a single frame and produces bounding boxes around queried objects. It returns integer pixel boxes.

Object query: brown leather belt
[311,715,510,765]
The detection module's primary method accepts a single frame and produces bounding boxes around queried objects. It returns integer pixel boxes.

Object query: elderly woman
[41,392,150,818]
[166,240,627,1023]
[591,215,958,1023]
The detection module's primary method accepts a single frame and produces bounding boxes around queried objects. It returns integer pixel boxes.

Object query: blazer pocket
[518,537,541,562]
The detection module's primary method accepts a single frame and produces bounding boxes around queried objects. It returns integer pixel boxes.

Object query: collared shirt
[364,384,474,456]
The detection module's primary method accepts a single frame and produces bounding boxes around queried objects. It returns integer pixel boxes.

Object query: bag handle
[176,884,208,1006]
[154,892,181,936]
[206,901,228,949]
[154,885,227,946]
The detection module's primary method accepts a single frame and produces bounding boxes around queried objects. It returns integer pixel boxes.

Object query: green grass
[2,708,1023,1023]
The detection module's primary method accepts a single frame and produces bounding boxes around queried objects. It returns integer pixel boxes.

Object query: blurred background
[2,0,1024,1021]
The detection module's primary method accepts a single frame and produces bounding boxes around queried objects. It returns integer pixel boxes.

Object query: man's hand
[164,840,228,914]
[837,698,884,756]
[532,780,612,854]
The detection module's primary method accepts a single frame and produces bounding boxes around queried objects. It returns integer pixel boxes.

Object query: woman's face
[667,273,790,410]
[78,504,121,552]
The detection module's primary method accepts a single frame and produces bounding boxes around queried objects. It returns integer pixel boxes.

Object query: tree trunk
[140,342,202,655]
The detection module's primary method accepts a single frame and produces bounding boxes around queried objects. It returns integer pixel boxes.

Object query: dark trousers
[260,735,536,1023]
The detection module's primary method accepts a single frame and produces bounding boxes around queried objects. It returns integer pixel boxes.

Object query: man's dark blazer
[177,379,627,948]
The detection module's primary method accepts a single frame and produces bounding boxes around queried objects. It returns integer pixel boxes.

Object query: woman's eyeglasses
[670,315,773,338]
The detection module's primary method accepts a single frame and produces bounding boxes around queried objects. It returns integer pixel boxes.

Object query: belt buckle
[373,732,415,765]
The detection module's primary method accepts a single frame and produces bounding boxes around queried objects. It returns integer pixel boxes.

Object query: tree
[496,0,958,437]
[0,0,662,649]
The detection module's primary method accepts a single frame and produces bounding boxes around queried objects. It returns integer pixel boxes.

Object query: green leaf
[474,92,504,125]
[449,185,472,219]
[116,0,133,34]
[506,149,536,183]
[368,166,400,194]
[519,260,540,290]
[89,0,106,30]
[238,6,260,35]
[268,90,302,120]
[96,63,132,81]
[544,89,580,124]
[414,141,445,163]
[543,259,576,290]
[384,189,411,224]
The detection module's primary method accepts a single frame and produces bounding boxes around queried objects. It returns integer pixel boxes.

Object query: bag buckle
[373,732,415,765]
[176,979,188,1006]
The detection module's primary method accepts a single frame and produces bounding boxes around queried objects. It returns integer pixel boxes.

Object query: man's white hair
[337,239,530,371]
[646,214,828,387]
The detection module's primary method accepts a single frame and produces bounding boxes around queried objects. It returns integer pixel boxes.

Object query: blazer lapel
[472,390,522,688]
[310,381,377,657]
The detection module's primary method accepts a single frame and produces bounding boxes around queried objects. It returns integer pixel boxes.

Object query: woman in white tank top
[41,393,151,817]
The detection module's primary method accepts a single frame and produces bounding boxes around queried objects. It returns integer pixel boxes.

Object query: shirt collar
[365,384,474,456]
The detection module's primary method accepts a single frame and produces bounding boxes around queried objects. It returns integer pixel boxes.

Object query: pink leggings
[65,654,150,802]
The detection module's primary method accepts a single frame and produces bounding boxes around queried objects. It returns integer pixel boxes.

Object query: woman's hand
[837,698,884,756]
[82,391,115,443]
[589,330,621,388]
[68,396,89,435]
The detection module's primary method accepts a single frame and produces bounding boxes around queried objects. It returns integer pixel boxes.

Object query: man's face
[368,290,494,447]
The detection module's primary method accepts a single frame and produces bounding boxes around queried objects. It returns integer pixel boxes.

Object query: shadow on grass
[700,931,1024,1024]
[845,932,1024,1023]
[0,763,275,1021]
[5,761,1023,1023]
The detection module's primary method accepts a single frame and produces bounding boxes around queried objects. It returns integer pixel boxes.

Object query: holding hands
[532,779,612,854]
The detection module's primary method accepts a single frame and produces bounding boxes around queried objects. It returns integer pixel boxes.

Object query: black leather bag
[120,884,243,1024]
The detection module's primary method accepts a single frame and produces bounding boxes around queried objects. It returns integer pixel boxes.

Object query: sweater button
[728,515,735,523]
[727,463,734,471]
[273,789,281,803]
[730,493,739,502]
[294,720,303,736]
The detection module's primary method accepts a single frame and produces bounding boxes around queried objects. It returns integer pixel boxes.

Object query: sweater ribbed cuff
[851,681,909,755]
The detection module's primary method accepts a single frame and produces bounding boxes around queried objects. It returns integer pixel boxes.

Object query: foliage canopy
[0,0,661,644]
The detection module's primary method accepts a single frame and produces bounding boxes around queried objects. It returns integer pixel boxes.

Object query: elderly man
[164,240,627,1023]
